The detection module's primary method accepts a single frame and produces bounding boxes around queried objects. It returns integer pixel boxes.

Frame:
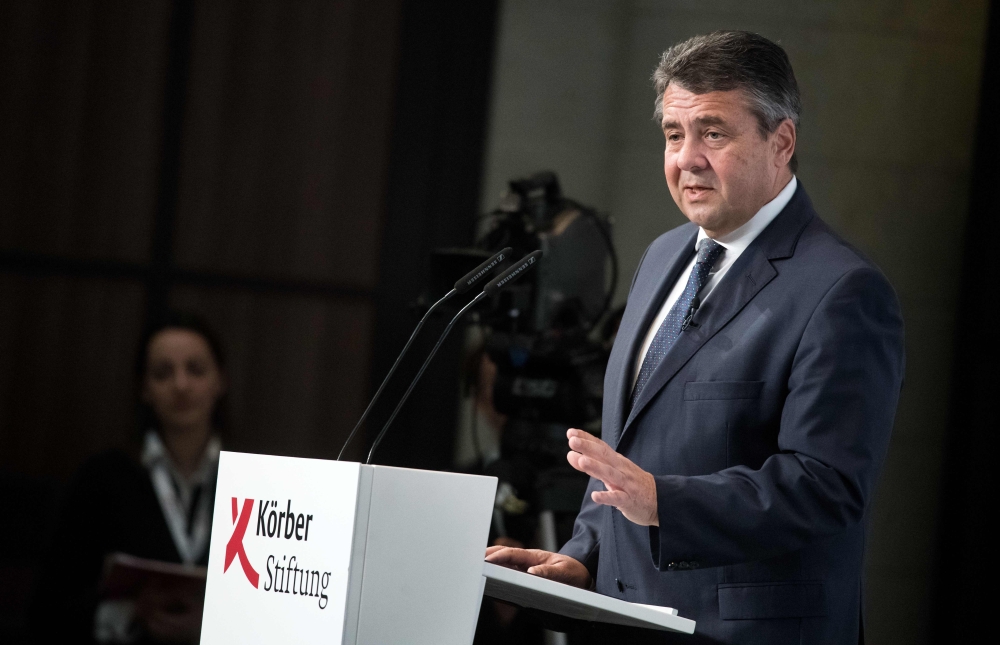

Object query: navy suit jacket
[560,183,905,644]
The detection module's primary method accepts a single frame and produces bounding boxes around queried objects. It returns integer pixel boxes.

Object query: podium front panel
[201,452,364,644]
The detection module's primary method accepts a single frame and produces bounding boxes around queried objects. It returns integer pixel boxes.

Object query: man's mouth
[683,185,713,198]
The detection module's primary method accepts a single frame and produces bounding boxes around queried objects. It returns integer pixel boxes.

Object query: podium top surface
[482,562,696,635]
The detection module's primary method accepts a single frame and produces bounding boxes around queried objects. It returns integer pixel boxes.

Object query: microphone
[454,248,514,294]
[681,296,701,331]
[365,250,544,464]
[483,249,542,298]
[336,247,512,460]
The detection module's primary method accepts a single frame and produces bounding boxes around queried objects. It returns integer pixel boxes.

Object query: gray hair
[652,31,801,171]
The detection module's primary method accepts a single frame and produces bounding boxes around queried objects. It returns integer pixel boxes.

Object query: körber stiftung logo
[223,497,333,609]
[225,498,260,587]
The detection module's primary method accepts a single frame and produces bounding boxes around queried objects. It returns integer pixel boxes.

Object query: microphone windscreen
[483,250,543,298]
[454,247,514,294]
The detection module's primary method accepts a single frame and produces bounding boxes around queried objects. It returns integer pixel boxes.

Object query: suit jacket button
[666,562,677,571]
[678,561,690,570]
[616,578,624,592]
[690,561,700,569]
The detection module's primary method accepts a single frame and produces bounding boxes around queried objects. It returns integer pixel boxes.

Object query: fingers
[566,450,626,490]
[485,547,549,572]
[566,428,659,527]
[489,548,593,589]
[526,557,593,589]
[526,564,563,580]
[567,429,628,470]
[591,489,629,507]
[485,545,506,557]
[593,473,660,527]
[566,429,647,491]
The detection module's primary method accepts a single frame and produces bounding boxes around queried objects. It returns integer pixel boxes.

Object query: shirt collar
[695,175,797,253]
[142,430,221,488]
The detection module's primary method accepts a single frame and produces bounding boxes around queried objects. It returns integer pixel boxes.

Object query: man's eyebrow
[694,115,726,127]
[661,115,728,131]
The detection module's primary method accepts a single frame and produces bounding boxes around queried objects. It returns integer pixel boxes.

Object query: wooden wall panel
[0,0,171,263]
[171,1,402,287]
[0,275,145,480]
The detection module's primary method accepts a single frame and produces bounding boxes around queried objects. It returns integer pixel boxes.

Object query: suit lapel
[607,229,697,447]
[617,183,816,446]
[620,249,776,439]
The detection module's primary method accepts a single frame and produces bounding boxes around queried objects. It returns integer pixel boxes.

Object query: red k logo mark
[224,498,260,588]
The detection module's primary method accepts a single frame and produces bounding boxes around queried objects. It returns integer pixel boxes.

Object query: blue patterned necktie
[629,239,725,411]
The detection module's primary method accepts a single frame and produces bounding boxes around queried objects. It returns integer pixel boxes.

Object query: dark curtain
[932,1,1000,641]
[1,1,501,639]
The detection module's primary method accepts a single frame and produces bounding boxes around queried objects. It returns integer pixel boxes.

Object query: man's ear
[772,118,796,168]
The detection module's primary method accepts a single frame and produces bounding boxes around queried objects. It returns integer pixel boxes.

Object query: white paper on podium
[482,562,696,634]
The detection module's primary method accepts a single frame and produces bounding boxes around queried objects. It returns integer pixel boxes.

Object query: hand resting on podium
[484,546,592,589]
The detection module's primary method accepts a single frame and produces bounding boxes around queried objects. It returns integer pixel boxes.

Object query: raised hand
[565,428,659,527]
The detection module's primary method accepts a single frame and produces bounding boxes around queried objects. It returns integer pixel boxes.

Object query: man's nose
[676,137,706,172]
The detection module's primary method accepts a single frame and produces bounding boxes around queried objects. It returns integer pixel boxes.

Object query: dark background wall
[0,0,497,640]
[0,1,994,643]
[933,1,1000,641]
[0,0,404,477]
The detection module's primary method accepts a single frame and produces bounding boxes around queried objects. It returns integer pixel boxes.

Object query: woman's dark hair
[135,310,229,435]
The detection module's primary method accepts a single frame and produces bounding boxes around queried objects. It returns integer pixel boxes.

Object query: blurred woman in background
[34,311,227,644]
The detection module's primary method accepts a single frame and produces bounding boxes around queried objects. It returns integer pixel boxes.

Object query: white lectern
[200,452,694,644]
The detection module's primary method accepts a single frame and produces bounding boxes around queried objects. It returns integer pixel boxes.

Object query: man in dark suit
[486,31,905,644]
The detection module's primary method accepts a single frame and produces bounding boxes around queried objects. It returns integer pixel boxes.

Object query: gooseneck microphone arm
[336,248,511,461]
[365,291,487,464]
[336,288,453,461]
[365,250,543,465]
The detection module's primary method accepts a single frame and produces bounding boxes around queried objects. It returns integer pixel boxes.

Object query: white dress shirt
[141,430,220,564]
[94,431,221,643]
[632,176,797,387]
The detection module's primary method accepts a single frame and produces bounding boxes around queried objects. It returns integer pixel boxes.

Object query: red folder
[100,552,207,600]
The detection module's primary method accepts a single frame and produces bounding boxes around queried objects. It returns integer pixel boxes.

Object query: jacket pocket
[718,581,826,619]
[683,380,764,401]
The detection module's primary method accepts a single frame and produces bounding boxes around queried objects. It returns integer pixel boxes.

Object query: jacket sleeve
[649,266,905,569]
[559,241,654,574]
[558,475,605,578]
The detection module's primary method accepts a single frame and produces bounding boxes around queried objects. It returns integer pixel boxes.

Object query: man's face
[660,84,792,237]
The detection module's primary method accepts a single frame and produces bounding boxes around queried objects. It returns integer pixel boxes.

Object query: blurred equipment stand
[536,509,565,645]
[439,172,620,644]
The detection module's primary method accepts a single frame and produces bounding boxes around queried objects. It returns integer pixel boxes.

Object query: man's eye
[706,131,722,140]
[667,133,681,142]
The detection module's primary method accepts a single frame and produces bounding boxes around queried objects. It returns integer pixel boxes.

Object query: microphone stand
[336,289,455,460]
[365,292,487,464]
[336,247,512,461]
[364,249,541,464]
